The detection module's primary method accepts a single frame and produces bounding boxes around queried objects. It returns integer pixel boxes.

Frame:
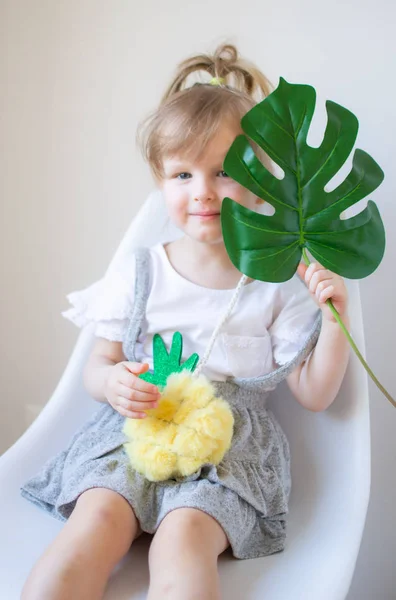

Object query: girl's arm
[286,263,350,412]
[83,338,127,402]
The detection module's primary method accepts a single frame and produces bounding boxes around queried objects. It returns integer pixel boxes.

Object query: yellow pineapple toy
[123,332,234,482]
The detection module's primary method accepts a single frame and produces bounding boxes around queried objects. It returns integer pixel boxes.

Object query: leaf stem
[302,248,395,408]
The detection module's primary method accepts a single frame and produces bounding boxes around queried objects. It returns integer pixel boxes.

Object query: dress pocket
[221,332,273,378]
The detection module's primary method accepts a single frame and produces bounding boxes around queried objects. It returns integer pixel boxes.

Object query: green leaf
[221,77,386,282]
[139,332,199,389]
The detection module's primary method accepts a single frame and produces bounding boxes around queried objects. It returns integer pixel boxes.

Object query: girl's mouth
[190,212,220,219]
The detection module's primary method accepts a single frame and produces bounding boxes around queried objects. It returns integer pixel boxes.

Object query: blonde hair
[137,43,273,181]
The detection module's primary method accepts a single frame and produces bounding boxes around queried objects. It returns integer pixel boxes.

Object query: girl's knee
[147,509,224,599]
[151,507,228,557]
[74,488,140,539]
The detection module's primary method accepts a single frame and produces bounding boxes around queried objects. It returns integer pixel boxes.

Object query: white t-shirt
[63,243,319,382]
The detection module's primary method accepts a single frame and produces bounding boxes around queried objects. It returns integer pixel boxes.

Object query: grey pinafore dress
[21,248,321,560]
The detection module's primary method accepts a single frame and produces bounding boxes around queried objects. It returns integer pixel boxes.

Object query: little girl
[21,44,350,600]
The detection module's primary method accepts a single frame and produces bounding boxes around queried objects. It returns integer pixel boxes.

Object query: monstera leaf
[139,332,199,389]
[221,78,393,407]
[221,77,385,283]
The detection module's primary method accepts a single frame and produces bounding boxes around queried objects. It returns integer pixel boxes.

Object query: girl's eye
[175,170,229,180]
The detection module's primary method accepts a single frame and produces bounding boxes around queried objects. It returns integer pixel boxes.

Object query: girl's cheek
[219,180,238,198]
[228,186,256,208]
[166,199,188,224]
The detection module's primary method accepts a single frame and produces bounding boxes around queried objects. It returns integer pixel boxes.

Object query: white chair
[0,191,370,599]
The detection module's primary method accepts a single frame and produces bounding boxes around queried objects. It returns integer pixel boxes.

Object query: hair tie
[209,76,225,86]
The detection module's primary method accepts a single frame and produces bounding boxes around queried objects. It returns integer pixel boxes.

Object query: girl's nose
[194,194,214,203]
[193,178,216,203]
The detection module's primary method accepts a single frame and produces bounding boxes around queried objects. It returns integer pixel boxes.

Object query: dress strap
[122,247,151,362]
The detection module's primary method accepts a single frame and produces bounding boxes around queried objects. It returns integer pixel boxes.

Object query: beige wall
[1,0,395,597]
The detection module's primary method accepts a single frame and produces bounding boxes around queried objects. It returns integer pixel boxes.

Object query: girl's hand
[105,361,161,419]
[297,262,348,323]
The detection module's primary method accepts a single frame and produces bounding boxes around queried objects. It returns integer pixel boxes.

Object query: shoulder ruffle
[62,263,136,342]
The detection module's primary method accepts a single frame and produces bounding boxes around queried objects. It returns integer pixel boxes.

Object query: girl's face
[158,123,258,245]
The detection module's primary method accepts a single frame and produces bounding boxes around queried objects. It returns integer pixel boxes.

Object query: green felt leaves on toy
[221,77,386,283]
[139,332,199,389]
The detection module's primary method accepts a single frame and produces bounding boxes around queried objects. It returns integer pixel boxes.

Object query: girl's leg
[21,488,140,600]
[147,507,229,600]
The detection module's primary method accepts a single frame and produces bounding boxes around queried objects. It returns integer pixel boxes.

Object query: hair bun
[212,44,238,79]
